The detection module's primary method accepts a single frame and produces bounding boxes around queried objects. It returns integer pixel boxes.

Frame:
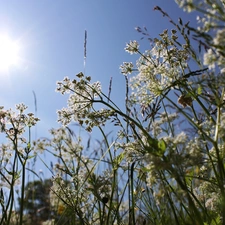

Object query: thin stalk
[97,200,102,225]
[165,163,204,225]
[97,126,116,225]
[112,178,129,224]
[161,99,175,137]
[19,126,32,225]
[124,75,132,225]
[130,162,135,225]
[19,161,26,225]
[5,135,19,225]
[163,94,215,143]
[92,99,153,143]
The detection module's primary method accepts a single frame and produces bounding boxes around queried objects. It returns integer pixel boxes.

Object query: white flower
[173,132,187,144]
[42,219,55,225]
[203,49,217,70]
[205,193,219,211]
[175,0,195,12]
[213,29,225,46]
[220,67,225,74]
[124,40,139,54]
[120,62,133,75]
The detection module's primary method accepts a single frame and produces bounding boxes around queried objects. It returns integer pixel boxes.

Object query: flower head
[125,40,139,54]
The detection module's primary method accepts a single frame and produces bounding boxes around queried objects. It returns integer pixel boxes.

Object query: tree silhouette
[18,179,52,225]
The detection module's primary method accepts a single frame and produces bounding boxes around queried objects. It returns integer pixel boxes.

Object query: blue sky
[0,1,197,176]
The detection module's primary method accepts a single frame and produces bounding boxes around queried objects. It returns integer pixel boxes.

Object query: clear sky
[0,0,197,176]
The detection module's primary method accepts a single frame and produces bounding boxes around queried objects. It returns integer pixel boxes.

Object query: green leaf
[147,137,158,150]
[197,84,202,95]
[158,139,166,152]
[113,152,125,170]
[115,152,125,165]
[141,167,151,172]
[4,168,14,176]
[25,168,42,180]
[27,155,36,159]
[209,215,221,225]
[146,137,166,157]
[185,169,194,187]
[27,142,31,149]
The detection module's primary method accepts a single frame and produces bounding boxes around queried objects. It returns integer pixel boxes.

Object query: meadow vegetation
[1,1,225,224]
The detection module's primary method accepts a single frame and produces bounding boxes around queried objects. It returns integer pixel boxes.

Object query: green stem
[163,94,215,143]
[98,126,117,225]
[5,137,18,225]
[19,161,26,225]
[130,162,135,225]
[93,99,153,144]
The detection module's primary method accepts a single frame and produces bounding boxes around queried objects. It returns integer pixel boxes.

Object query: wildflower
[205,193,219,212]
[175,0,195,12]
[124,40,139,54]
[221,68,225,74]
[15,103,28,113]
[120,62,133,75]
[203,49,217,70]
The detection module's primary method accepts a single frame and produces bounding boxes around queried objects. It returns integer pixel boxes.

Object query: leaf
[27,142,31,149]
[114,152,125,169]
[197,85,202,95]
[4,168,14,176]
[147,137,159,150]
[209,215,221,225]
[116,152,125,164]
[25,168,42,180]
[140,167,151,172]
[185,169,194,187]
[158,139,167,152]
[27,155,36,159]
[146,137,166,157]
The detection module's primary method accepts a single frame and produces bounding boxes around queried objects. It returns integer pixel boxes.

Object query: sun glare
[0,35,20,71]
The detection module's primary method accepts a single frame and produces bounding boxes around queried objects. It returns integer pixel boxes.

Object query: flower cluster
[44,127,120,224]
[120,62,133,75]
[56,73,102,128]
[48,2,225,224]
[124,40,139,54]
[0,104,40,167]
[121,29,191,105]
[177,0,225,74]
[0,104,40,224]
[0,104,39,138]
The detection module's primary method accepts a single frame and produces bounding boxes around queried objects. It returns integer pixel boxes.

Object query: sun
[0,35,20,71]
